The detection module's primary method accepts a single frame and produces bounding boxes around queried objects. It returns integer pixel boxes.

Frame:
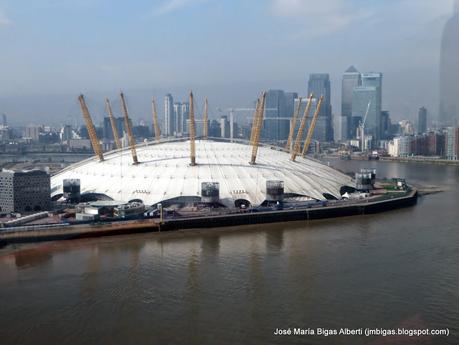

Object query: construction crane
[291,94,313,161]
[151,98,161,143]
[302,95,324,157]
[359,100,372,152]
[250,92,266,165]
[78,94,104,162]
[285,96,303,152]
[119,92,139,165]
[203,98,208,139]
[189,91,197,166]
[104,98,121,150]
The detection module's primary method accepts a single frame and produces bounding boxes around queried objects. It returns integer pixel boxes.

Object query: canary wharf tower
[439,0,459,126]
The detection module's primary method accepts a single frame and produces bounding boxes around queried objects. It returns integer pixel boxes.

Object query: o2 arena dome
[51,139,353,208]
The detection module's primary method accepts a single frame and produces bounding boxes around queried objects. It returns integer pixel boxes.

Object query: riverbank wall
[0,190,418,245]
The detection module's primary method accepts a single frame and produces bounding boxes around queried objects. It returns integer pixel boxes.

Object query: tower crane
[104,98,122,150]
[78,94,104,162]
[359,100,372,152]
[119,92,139,165]
[291,94,313,161]
[302,96,324,157]
[151,98,161,143]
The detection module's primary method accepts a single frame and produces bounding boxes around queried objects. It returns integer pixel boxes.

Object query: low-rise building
[0,169,51,213]
[445,127,459,160]
[410,134,428,156]
[388,136,411,157]
[427,131,445,156]
[68,139,92,150]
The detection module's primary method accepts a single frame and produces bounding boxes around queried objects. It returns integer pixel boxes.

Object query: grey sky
[0,0,455,126]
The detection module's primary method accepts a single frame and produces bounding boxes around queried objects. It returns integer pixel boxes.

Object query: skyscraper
[181,102,190,134]
[418,107,428,134]
[103,117,124,140]
[293,97,320,142]
[173,102,183,135]
[351,72,383,141]
[1,114,7,126]
[220,116,230,138]
[209,120,221,137]
[284,92,298,118]
[439,1,459,126]
[164,94,175,136]
[262,89,289,142]
[380,110,391,139]
[61,125,73,142]
[361,72,382,89]
[103,117,113,140]
[283,91,299,143]
[341,66,361,140]
[308,74,333,142]
[351,86,381,141]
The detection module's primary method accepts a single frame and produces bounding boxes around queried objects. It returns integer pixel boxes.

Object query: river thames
[0,160,458,345]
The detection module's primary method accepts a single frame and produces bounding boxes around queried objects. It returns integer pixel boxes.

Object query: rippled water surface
[0,160,458,345]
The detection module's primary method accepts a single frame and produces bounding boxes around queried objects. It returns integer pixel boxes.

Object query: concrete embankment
[161,189,418,231]
[0,218,159,245]
[380,157,459,165]
[0,189,418,246]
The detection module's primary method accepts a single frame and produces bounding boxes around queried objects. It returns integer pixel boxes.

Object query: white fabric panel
[51,140,353,207]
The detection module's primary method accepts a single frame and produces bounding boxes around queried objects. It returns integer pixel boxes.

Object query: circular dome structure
[51,139,353,207]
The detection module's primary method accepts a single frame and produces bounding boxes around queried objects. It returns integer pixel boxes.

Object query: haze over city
[0,0,457,126]
[2,2,459,345]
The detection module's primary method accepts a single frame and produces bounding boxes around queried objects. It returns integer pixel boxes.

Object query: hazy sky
[0,0,455,126]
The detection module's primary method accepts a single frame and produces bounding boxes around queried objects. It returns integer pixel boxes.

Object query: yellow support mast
[104,98,121,150]
[302,95,324,157]
[151,98,161,143]
[250,91,266,165]
[203,97,209,139]
[189,91,197,166]
[249,99,261,144]
[285,96,302,152]
[78,94,104,162]
[291,94,313,161]
[119,92,139,165]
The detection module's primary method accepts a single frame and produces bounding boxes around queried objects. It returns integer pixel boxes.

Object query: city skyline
[0,0,456,126]
[1,4,459,345]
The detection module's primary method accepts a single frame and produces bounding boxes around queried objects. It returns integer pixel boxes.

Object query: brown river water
[0,159,458,345]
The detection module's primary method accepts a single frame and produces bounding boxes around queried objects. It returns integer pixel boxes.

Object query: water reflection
[0,161,458,345]
[201,235,220,258]
[185,246,201,324]
[81,247,101,296]
[13,248,53,269]
[265,228,284,253]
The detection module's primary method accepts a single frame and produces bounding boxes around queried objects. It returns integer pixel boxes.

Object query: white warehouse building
[51,139,353,208]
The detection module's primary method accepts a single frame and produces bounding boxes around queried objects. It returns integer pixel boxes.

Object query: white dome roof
[51,139,353,207]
